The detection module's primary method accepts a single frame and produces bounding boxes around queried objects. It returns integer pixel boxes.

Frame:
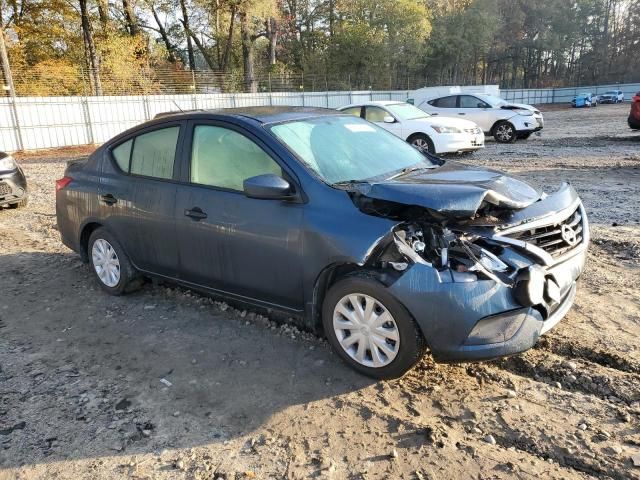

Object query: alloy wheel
[92,238,121,287]
[333,293,400,368]
[411,137,429,152]
[495,124,514,142]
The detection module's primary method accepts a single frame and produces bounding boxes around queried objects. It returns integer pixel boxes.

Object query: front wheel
[88,227,142,295]
[322,275,426,379]
[408,134,435,154]
[493,121,517,143]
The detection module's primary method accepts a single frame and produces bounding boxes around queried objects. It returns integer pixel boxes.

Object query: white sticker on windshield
[344,124,376,133]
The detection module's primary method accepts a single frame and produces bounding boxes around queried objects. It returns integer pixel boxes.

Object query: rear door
[99,122,184,277]
[420,95,457,119]
[174,120,305,310]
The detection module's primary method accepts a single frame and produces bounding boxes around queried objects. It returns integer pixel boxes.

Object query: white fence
[501,82,640,105]
[1,83,638,152]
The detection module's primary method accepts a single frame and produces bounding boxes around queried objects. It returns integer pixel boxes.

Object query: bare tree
[79,0,102,95]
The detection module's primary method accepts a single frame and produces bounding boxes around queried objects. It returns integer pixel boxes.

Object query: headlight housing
[432,125,462,134]
[0,155,17,171]
[389,226,512,284]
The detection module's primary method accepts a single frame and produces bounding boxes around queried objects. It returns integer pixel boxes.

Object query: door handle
[431,113,439,116]
[100,194,118,205]
[185,207,207,220]
[458,113,466,115]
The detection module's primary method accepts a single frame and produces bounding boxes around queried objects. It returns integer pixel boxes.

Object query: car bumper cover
[0,169,27,206]
[387,239,586,363]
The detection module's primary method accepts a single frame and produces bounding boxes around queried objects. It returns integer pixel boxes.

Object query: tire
[8,197,28,209]
[322,275,426,379]
[408,133,435,154]
[88,227,142,295]
[492,121,517,143]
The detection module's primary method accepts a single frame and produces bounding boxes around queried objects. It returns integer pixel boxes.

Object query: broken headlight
[391,225,512,285]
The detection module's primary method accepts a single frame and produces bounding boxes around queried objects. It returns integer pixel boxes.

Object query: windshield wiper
[332,179,366,187]
[386,165,431,181]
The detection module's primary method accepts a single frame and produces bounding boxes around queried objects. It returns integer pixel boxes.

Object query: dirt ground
[1,103,639,480]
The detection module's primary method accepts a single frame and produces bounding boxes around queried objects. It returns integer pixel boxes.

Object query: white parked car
[338,101,484,155]
[599,90,624,104]
[412,93,544,143]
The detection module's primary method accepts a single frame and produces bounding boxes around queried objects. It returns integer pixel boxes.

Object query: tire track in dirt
[395,362,639,479]
[535,335,640,374]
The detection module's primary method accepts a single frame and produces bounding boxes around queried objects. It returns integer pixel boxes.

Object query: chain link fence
[8,67,426,97]
[1,72,638,152]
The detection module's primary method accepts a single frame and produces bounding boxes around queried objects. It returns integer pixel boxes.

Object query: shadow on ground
[0,251,372,469]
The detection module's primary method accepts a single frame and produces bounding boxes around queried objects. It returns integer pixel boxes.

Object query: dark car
[56,107,589,379]
[0,151,28,209]
[629,92,640,130]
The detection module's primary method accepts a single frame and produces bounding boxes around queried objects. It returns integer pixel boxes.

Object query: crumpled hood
[350,161,541,218]
[500,102,537,113]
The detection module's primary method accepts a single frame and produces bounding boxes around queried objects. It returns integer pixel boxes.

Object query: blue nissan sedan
[56,107,588,379]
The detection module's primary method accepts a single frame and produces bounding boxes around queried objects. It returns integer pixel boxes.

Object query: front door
[457,95,494,132]
[174,121,305,310]
[364,106,404,138]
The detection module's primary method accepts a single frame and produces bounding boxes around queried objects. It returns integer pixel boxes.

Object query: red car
[629,91,640,130]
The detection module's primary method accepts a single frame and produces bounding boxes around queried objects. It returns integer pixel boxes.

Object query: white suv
[338,101,484,155]
[413,93,544,143]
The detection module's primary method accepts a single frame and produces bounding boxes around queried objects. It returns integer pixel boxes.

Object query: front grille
[507,207,583,258]
[0,182,11,196]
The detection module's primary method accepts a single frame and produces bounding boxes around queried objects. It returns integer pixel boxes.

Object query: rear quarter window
[111,139,132,172]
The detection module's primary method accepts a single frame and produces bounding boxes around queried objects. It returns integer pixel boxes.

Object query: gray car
[56,107,588,379]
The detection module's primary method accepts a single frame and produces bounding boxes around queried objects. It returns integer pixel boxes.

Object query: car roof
[154,106,339,124]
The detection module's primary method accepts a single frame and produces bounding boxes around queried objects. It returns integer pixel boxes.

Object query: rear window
[127,127,180,179]
[432,96,457,108]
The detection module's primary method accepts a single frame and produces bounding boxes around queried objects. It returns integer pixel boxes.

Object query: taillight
[56,176,72,192]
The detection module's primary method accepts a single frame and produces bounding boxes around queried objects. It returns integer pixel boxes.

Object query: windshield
[385,103,430,120]
[476,94,506,107]
[268,116,437,185]
[605,91,617,95]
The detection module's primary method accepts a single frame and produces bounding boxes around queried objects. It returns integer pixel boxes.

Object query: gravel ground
[1,103,639,480]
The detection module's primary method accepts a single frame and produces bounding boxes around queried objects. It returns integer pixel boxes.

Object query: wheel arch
[78,221,103,262]
[490,118,515,135]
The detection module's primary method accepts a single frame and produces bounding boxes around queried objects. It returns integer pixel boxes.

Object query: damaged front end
[355,182,589,362]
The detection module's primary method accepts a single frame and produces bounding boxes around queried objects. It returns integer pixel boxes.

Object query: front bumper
[511,114,543,133]
[388,185,587,362]
[0,167,28,207]
[436,131,485,154]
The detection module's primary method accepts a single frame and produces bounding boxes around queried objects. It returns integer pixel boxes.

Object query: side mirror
[477,103,486,108]
[243,174,293,200]
[383,116,395,123]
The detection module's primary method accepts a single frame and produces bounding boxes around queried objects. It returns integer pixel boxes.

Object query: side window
[190,125,282,192]
[341,107,362,117]
[365,106,390,122]
[433,96,457,108]
[130,127,180,179]
[112,139,132,172]
[460,95,489,108]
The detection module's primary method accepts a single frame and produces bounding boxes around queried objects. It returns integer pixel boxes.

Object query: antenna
[172,101,185,113]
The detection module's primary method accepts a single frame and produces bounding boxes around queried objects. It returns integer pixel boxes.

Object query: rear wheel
[493,121,517,143]
[408,134,435,154]
[322,275,426,379]
[88,227,142,295]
